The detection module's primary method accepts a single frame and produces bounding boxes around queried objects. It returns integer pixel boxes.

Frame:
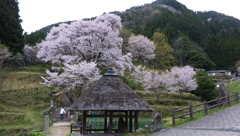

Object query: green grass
[145,99,201,106]
[135,91,200,101]
[229,80,240,93]
[123,128,152,136]
[0,65,50,135]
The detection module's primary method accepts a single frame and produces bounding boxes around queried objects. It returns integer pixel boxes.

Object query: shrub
[119,75,144,90]
[194,70,218,101]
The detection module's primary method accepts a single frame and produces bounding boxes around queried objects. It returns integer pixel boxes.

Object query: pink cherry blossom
[128,35,155,61]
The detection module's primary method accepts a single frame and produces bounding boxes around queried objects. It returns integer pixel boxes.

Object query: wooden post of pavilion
[129,111,133,132]
[109,111,113,133]
[125,111,128,131]
[104,111,108,133]
[82,111,87,135]
[134,111,138,132]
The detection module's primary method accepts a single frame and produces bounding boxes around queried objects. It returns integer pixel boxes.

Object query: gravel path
[151,104,240,136]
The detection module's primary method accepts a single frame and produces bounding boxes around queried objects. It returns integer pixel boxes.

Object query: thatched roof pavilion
[68,68,153,135]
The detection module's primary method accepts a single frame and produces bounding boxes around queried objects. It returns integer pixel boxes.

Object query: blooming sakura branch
[37,13,134,94]
[132,65,197,101]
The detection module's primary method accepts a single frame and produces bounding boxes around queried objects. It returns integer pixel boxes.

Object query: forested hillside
[0,0,24,54]
[24,0,240,70]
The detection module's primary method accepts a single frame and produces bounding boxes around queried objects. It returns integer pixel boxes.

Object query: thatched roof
[68,69,153,111]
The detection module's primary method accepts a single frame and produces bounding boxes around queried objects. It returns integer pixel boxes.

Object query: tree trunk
[65,91,75,104]
[180,91,183,99]
[156,94,161,105]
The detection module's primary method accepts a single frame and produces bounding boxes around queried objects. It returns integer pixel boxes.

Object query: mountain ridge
[24,0,240,70]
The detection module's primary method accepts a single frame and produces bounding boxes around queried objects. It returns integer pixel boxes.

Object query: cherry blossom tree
[132,66,172,104]
[37,13,134,98]
[132,65,197,102]
[128,35,155,61]
[41,61,101,102]
[0,45,11,68]
[23,45,40,65]
[0,45,11,90]
[37,13,125,68]
[168,65,197,98]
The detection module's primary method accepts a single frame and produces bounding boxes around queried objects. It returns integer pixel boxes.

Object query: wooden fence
[172,92,240,126]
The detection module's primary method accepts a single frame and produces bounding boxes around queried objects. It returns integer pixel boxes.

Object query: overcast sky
[18,0,240,33]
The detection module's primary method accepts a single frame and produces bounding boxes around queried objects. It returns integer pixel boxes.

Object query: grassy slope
[0,65,202,134]
[4,66,240,135]
[134,90,201,127]
[0,65,50,135]
[229,80,240,93]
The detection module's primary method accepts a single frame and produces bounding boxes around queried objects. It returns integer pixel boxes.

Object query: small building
[207,70,231,76]
[68,68,153,135]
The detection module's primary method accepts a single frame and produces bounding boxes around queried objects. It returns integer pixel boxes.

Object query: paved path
[151,104,240,136]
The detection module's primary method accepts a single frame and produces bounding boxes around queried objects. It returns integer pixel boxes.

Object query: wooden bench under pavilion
[68,68,153,135]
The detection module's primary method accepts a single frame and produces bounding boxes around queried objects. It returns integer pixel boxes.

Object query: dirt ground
[46,126,70,136]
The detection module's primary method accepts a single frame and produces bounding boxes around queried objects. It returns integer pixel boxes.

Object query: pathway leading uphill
[151,104,240,136]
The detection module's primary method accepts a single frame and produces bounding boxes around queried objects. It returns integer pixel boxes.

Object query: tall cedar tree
[0,0,24,54]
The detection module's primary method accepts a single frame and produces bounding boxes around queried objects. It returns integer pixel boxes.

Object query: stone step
[53,122,71,127]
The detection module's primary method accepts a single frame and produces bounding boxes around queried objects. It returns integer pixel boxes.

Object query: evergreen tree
[194,70,218,101]
[0,0,24,54]
[23,31,47,45]
[152,31,176,69]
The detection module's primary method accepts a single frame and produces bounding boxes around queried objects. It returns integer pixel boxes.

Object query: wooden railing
[172,92,240,126]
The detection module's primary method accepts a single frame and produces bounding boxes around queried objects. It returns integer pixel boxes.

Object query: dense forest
[24,0,240,71]
[0,0,24,54]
